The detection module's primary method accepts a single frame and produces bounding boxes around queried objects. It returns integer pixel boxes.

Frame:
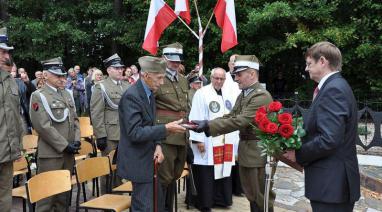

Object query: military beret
[138,56,166,73]
[232,55,260,74]
[162,42,183,62]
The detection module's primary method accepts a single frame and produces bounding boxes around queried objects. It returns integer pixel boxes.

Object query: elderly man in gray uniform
[30,57,81,211]
[90,53,130,194]
[0,27,25,212]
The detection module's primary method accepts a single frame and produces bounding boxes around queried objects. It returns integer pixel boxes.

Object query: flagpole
[193,0,204,76]
[202,11,214,36]
[177,16,199,39]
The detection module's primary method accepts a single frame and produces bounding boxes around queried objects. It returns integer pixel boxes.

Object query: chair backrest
[31,129,38,136]
[13,156,28,172]
[79,117,91,126]
[22,134,38,150]
[75,140,94,158]
[75,157,110,184]
[107,150,117,171]
[26,170,71,204]
[79,117,93,138]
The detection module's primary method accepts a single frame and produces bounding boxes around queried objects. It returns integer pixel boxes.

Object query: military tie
[117,81,123,91]
[57,89,64,97]
[312,86,319,100]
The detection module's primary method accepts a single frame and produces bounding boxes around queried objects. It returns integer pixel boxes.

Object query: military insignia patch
[32,103,39,111]
[209,101,220,113]
[225,100,232,110]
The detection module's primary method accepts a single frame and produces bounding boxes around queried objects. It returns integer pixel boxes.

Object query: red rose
[268,101,282,112]
[254,112,267,124]
[279,124,294,138]
[257,106,267,114]
[265,122,278,134]
[258,118,270,131]
[278,113,293,125]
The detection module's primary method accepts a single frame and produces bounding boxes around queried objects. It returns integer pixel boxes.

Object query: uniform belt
[156,109,186,118]
[239,134,258,141]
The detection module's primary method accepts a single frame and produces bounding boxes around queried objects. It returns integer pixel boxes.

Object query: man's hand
[283,150,296,162]
[20,73,29,82]
[73,140,81,148]
[197,143,205,154]
[190,120,210,134]
[153,145,165,163]
[96,137,107,151]
[64,142,80,154]
[165,119,186,134]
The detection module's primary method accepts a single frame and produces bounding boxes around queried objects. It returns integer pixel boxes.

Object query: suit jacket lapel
[136,79,154,120]
[310,72,342,109]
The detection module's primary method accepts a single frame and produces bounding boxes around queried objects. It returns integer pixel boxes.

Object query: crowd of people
[1,25,361,212]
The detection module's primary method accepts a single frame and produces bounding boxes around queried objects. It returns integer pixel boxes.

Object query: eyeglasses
[212,76,226,81]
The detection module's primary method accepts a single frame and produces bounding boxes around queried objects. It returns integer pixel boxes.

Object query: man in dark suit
[284,41,360,212]
[117,56,186,212]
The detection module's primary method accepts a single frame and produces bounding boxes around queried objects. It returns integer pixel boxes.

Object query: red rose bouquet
[252,101,305,157]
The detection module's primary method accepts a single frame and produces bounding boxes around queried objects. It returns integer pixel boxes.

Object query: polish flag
[174,0,191,25]
[214,0,238,53]
[142,0,177,55]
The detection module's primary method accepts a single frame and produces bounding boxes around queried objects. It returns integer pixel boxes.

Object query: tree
[3,0,381,98]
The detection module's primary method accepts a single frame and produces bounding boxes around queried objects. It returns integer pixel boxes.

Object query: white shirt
[318,71,339,90]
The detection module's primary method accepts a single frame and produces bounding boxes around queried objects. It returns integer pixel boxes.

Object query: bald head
[210,67,226,90]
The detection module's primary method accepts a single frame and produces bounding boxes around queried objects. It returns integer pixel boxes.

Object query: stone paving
[176,166,382,212]
[12,166,382,212]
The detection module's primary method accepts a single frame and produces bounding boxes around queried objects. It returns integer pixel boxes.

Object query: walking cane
[154,157,159,212]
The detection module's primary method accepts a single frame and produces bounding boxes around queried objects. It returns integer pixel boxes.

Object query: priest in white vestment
[189,67,239,212]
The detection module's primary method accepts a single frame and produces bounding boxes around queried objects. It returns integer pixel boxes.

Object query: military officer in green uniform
[0,27,25,212]
[187,74,203,108]
[155,42,189,211]
[191,55,275,212]
[30,57,81,212]
[90,53,130,194]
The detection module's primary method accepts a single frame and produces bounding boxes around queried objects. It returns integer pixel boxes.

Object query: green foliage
[1,0,381,97]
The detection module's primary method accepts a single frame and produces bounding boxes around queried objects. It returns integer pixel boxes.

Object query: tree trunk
[0,0,9,22]
[111,0,123,54]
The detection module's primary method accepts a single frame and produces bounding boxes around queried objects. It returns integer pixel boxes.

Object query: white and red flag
[142,0,177,55]
[174,0,191,25]
[214,0,238,53]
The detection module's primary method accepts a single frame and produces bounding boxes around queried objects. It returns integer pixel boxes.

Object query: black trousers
[311,200,355,212]
[192,165,233,211]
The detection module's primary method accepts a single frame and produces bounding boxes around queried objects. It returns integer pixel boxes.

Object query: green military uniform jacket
[155,72,189,145]
[209,82,273,167]
[30,84,80,158]
[0,70,24,163]
[90,77,130,141]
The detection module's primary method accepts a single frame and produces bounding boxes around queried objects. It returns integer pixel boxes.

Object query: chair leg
[82,183,87,202]
[22,199,26,212]
[174,182,178,212]
[183,177,186,191]
[76,183,81,212]
[92,178,96,196]
[28,202,34,212]
[177,179,180,193]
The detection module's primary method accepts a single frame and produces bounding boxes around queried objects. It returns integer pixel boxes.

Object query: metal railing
[277,93,382,151]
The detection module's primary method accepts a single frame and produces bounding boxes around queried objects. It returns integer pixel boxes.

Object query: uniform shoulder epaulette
[93,83,102,89]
